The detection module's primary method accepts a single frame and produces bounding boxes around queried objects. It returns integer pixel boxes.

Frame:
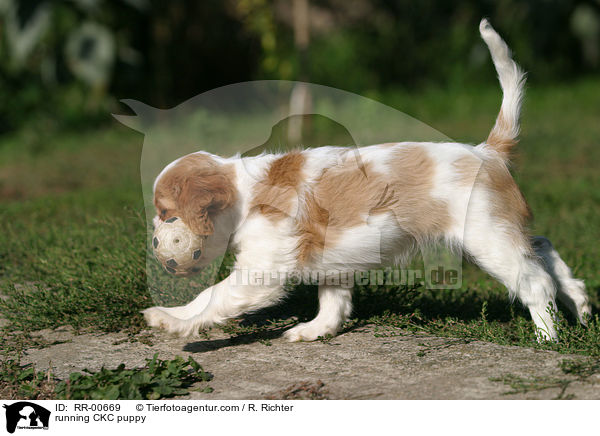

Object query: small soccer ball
[152,217,204,276]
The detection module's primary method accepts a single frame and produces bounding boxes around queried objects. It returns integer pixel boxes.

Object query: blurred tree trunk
[289,0,311,144]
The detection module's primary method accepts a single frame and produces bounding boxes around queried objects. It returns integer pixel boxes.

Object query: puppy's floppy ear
[178,171,236,236]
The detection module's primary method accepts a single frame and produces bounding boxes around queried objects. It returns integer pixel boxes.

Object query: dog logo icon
[2,402,51,433]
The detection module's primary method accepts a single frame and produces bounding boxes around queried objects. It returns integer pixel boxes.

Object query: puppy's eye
[161,209,167,217]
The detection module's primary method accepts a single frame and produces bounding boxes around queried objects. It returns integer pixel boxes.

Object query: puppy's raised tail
[480,18,526,161]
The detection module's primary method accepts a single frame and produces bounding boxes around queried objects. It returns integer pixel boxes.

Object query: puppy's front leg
[144,269,286,337]
[284,285,353,342]
[143,287,213,327]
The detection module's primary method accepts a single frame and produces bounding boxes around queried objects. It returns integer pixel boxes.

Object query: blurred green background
[1,0,600,134]
[1,0,599,355]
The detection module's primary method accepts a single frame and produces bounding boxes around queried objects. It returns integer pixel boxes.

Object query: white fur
[480,18,526,145]
[144,20,589,343]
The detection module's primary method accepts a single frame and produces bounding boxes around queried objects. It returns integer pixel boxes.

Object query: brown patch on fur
[487,110,518,159]
[482,158,532,244]
[452,154,483,187]
[297,146,451,264]
[250,152,305,220]
[454,151,532,250]
[154,154,236,235]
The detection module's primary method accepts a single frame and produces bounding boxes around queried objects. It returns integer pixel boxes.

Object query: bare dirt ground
[18,325,600,400]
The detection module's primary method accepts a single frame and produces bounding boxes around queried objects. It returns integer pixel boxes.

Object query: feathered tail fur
[480,18,526,161]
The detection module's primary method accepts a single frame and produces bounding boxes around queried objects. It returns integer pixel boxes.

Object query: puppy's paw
[568,279,592,326]
[142,307,171,329]
[577,300,592,327]
[284,321,339,342]
[142,307,207,337]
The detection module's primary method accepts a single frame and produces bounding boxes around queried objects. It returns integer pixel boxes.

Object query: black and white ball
[152,217,204,276]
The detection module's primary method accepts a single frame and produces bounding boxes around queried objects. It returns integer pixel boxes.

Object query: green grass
[0,353,213,400]
[490,358,600,399]
[1,78,599,368]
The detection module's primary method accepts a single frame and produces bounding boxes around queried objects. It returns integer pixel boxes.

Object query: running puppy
[144,19,590,342]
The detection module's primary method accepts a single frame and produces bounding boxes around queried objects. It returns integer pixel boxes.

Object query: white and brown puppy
[144,19,590,342]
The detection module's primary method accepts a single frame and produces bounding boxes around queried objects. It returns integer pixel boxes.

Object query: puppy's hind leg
[532,236,591,324]
[463,216,559,341]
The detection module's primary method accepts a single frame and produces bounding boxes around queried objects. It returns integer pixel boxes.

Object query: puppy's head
[153,153,236,236]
